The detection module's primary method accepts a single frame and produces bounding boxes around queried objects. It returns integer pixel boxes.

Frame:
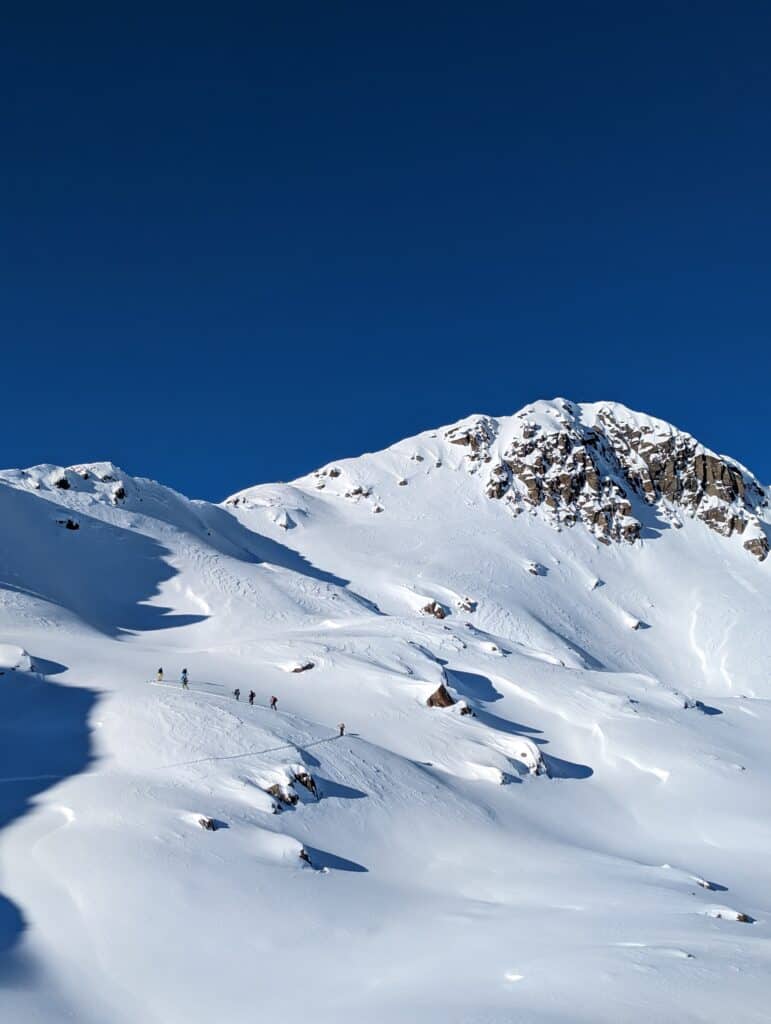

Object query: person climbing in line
[338,722,345,737]
[181,668,189,689]
[270,695,278,710]
[157,668,164,682]
[234,688,240,701]
[248,690,255,706]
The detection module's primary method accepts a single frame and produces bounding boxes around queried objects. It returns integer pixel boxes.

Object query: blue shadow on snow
[0,661,97,982]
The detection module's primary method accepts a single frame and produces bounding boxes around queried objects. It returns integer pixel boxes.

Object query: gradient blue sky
[3,4,770,499]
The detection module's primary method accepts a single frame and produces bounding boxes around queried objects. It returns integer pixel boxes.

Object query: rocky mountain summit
[445,400,769,559]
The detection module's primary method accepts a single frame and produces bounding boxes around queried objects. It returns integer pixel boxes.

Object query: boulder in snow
[291,660,315,673]
[266,783,299,807]
[421,600,447,620]
[292,769,319,798]
[703,906,754,924]
[427,683,455,708]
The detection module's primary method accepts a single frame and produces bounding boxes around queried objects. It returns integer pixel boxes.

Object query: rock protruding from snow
[453,400,769,558]
[292,769,319,798]
[486,405,642,545]
[444,417,498,466]
[426,683,456,708]
[421,600,447,620]
[593,405,768,559]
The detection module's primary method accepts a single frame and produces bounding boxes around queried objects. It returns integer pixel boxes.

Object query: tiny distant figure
[234,688,240,701]
[270,695,278,711]
[248,690,255,706]
[338,722,345,737]
[156,668,163,682]
[181,668,189,689]
[299,847,312,866]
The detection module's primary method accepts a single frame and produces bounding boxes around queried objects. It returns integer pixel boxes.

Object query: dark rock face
[292,770,319,798]
[445,404,768,559]
[421,601,447,620]
[744,536,768,559]
[481,416,642,545]
[445,418,496,464]
[266,783,299,807]
[427,683,455,708]
[595,408,767,556]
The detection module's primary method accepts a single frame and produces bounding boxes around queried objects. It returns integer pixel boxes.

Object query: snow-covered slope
[1,400,770,1023]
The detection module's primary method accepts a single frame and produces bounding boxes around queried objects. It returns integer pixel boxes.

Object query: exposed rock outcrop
[292,770,319,798]
[445,401,768,559]
[427,683,455,708]
[421,601,447,620]
[266,782,299,807]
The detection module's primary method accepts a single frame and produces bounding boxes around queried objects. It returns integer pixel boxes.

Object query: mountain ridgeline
[446,401,768,559]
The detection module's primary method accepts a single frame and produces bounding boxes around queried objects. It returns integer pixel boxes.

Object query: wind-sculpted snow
[1,400,771,1023]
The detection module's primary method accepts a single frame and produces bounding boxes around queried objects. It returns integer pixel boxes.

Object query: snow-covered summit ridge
[228,398,769,561]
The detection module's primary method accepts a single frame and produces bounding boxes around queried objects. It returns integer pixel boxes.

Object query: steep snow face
[1,404,771,1024]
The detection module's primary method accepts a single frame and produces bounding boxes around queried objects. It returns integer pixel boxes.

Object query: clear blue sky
[3,4,770,499]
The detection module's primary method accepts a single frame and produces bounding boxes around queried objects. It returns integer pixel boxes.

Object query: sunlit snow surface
[1,403,770,1023]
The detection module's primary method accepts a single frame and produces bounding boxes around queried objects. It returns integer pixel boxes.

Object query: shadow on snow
[0,485,207,638]
[446,668,593,781]
[304,845,368,873]
[0,661,97,981]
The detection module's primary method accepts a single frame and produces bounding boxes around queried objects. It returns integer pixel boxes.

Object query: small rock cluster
[421,601,447,620]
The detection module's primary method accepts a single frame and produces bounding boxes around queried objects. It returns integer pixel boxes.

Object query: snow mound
[0,644,32,672]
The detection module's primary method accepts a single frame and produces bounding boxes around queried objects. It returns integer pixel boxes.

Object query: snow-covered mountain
[1,399,770,1024]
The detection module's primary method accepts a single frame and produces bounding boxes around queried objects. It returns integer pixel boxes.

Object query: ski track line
[162,733,343,769]
[150,681,349,768]
[149,680,346,735]
[0,687,348,782]
[688,598,710,680]
[717,607,738,691]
